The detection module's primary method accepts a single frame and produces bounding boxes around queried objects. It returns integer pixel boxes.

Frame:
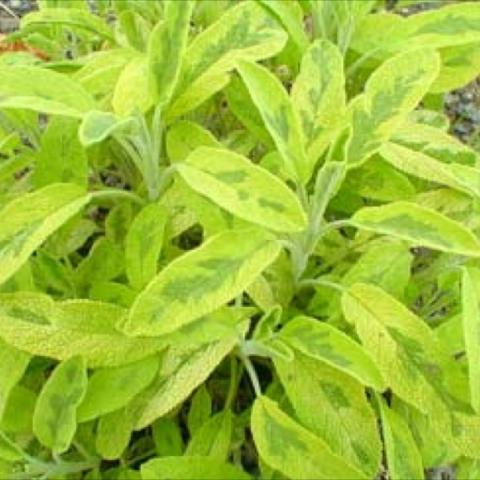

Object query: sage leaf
[237,60,310,183]
[125,204,167,290]
[141,456,251,480]
[379,399,424,480]
[125,228,280,337]
[350,201,480,257]
[251,396,367,480]
[345,49,440,166]
[177,147,307,233]
[148,0,194,108]
[77,356,160,422]
[186,410,232,461]
[275,349,381,478]
[461,267,480,413]
[0,184,91,286]
[0,66,95,117]
[33,356,87,453]
[166,1,287,120]
[277,316,385,390]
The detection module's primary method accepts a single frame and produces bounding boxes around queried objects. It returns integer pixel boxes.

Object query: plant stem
[298,278,345,293]
[90,189,146,206]
[225,356,239,410]
[238,352,262,397]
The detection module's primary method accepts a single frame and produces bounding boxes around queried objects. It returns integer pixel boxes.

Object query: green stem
[225,356,239,410]
[90,189,146,206]
[238,352,262,397]
[298,278,345,293]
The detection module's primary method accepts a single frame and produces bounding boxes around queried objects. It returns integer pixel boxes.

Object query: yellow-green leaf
[112,56,151,116]
[0,295,165,367]
[379,399,424,480]
[380,142,480,198]
[462,267,480,414]
[0,339,30,420]
[77,356,160,422]
[96,407,134,460]
[166,1,287,120]
[292,39,346,160]
[186,410,232,461]
[275,350,381,478]
[141,456,251,480]
[0,66,95,117]
[345,49,440,166]
[124,228,280,337]
[277,316,385,390]
[125,204,167,290]
[251,396,366,480]
[177,147,307,233]
[148,0,194,107]
[341,283,470,417]
[21,8,114,41]
[0,184,91,286]
[33,356,87,453]
[237,60,310,183]
[350,201,480,257]
[130,335,238,429]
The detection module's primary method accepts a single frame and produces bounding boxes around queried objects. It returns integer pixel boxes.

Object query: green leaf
[0,295,166,367]
[33,117,88,188]
[432,43,480,93]
[187,385,212,436]
[166,121,221,163]
[379,398,424,480]
[21,8,114,42]
[342,157,415,202]
[186,410,232,460]
[124,228,280,337]
[152,418,184,457]
[75,238,124,293]
[277,316,385,390]
[0,184,91,286]
[380,142,480,198]
[258,0,308,54]
[345,49,440,166]
[177,147,307,233]
[0,66,95,117]
[79,110,135,147]
[275,349,381,478]
[148,0,194,108]
[130,333,239,430]
[309,161,346,236]
[237,60,310,183]
[350,201,480,257]
[462,267,480,413]
[341,283,470,418]
[224,76,273,148]
[166,1,287,120]
[112,56,151,116]
[351,3,480,56]
[0,339,30,420]
[96,407,134,460]
[77,356,159,422]
[342,240,412,300]
[291,39,346,159]
[73,48,137,100]
[141,456,251,480]
[125,204,167,290]
[1,385,35,434]
[392,120,478,165]
[33,356,87,453]
[251,396,366,480]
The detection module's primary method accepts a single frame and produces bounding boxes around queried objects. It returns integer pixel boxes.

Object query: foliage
[0,0,479,478]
